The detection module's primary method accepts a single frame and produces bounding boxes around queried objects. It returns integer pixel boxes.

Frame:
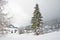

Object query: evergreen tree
[31,4,42,35]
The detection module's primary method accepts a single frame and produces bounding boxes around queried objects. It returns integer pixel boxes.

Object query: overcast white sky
[6,0,60,27]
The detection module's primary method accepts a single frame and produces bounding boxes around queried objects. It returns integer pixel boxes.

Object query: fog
[6,0,60,27]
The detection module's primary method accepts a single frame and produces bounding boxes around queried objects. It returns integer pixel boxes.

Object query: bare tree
[0,0,10,35]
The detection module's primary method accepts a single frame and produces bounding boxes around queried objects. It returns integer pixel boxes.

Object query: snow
[0,31,60,40]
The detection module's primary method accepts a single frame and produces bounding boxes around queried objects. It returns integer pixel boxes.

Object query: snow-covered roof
[8,24,18,28]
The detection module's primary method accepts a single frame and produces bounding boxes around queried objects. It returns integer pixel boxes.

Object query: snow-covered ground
[0,31,60,40]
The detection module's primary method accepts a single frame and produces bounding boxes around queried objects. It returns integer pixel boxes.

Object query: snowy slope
[0,31,60,40]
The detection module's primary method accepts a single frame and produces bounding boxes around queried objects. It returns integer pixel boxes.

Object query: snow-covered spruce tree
[31,4,42,35]
[0,0,10,34]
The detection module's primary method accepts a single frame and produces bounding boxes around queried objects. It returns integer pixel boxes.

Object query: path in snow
[0,31,60,40]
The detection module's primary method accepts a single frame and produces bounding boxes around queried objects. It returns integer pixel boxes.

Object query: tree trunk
[35,28,40,35]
